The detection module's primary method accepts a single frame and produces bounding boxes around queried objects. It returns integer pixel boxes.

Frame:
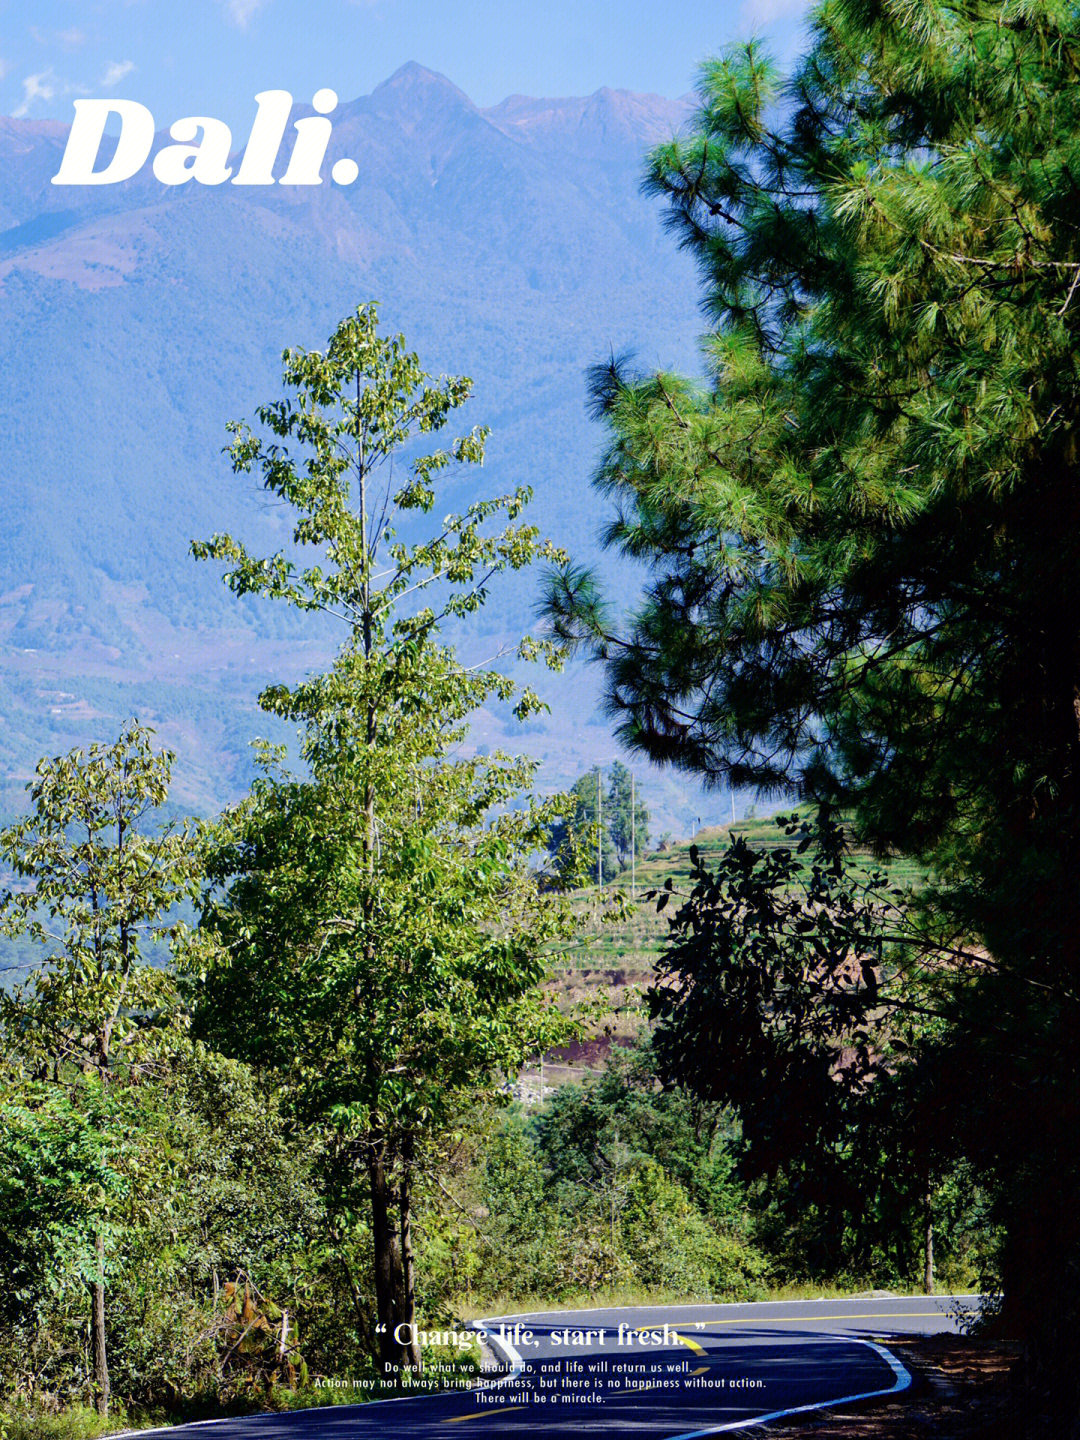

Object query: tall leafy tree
[646,814,963,1287]
[545,767,619,883]
[0,1088,121,1375]
[0,726,202,1414]
[191,305,573,1375]
[544,762,648,881]
[605,761,650,869]
[546,5,1080,1423]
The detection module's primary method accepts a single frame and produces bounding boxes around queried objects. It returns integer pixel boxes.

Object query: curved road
[125,1295,980,1439]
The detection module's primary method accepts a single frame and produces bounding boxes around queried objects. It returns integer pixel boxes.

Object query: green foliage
[545,762,650,883]
[0,1038,363,1417]
[531,1045,743,1227]
[546,6,1080,1421]
[100,1044,326,1410]
[198,734,572,1129]
[648,815,899,1171]
[605,761,650,869]
[645,811,1009,1291]
[0,726,206,1414]
[546,768,618,883]
[0,725,203,1079]
[526,1047,764,1297]
[0,1402,141,1440]
[0,1085,120,1339]
[192,302,563,689]
[190,305,578,1374]
[616,1159,757,1297]
[426,1046,767,1306]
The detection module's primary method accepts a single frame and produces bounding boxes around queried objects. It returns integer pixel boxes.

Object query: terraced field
[524,811,929,1094]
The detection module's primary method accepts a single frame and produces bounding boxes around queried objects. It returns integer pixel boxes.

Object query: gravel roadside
[732,1335,1021,1440]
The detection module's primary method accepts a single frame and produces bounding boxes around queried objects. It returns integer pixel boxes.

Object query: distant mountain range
[0,64,719,830]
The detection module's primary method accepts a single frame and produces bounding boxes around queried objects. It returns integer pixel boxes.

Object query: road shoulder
[735,1336,1019,1440]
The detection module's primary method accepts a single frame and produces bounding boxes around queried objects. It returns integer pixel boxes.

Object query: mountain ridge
[0,65,710,832]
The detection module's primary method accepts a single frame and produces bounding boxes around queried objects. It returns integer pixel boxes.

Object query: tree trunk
[368,1145,418,1377]
[399,1152,421,1370]
[400,1175,420,1365]
[91,1232,110,1415]
[923,1187,934,1295]
[333,1240,374,1353]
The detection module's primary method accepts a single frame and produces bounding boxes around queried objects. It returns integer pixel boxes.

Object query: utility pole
[597,767,603,892]
[631,770,636,900]
[731,790,736,825]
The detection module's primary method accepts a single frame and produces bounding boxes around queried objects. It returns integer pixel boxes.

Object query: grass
[0,1405,168,1440]
[455,1278,927,1324]
[455,1286,735,1321]
[0,1340,484,1440]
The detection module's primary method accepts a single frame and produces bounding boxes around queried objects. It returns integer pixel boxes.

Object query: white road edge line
[661,1333,912,1439]
[101,1299,952,1439]
[101,1326,526,1439]
[470,1319,526,1385]
[479,1293,982,1324]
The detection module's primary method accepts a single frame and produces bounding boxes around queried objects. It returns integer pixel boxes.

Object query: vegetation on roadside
[12,3,1080,1426]
[546,4,1080,1430]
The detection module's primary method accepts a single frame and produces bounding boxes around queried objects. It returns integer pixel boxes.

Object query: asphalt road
[127,1295,981,1439]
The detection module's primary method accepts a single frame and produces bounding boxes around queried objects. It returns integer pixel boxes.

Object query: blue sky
[1,0,813,129]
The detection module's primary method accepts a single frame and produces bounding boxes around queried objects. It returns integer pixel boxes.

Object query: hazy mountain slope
[0,65,707,827]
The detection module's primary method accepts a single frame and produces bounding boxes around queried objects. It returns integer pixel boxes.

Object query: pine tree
[546,7,1080,1424]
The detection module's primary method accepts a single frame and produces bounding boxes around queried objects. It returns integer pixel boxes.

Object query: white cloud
[102,60,136,87]
[0,57,11,81]
[29,26,88,50]
[223,0,269,27]
[12,68,57,118]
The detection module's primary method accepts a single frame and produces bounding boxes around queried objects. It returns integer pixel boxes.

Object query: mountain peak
[483,86,691,157]
[371,62,476,111]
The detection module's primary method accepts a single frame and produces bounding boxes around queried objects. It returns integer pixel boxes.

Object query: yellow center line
[696,1309,943,1328]
[446,1405,521,1424]
[445,1313,936,1424]
[672,1330,707,1356]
